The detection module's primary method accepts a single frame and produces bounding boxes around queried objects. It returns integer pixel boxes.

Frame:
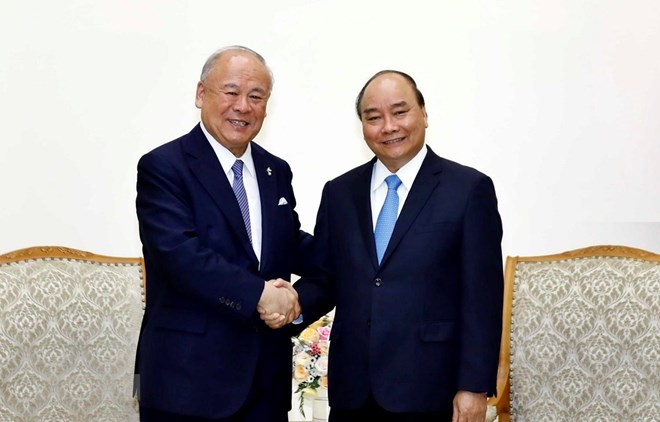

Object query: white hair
[199,45,274,92]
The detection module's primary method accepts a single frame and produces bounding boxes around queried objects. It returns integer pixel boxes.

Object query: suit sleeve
[284,162,316,279]
[136,151,264,318]
[293,181,337,326]
[457,175,504,396]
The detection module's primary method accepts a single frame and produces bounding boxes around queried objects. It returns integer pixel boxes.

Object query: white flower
[314,355,328,376]
[293,352,313,367]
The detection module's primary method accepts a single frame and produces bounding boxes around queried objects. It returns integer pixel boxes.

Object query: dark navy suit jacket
[296,146,503,413]
[135,124,312,418]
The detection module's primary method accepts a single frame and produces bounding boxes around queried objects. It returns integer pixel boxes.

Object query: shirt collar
[200,121,256,178]
[371,145,428,192]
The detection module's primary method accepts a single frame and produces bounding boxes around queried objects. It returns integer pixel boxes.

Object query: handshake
[257,279,300,329]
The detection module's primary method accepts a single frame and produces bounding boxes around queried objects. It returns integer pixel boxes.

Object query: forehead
[209,52,271,90]
[362,74,416,106]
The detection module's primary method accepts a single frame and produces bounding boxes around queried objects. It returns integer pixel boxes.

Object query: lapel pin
[266,167,272,176]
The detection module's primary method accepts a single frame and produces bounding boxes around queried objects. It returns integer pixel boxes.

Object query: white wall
[1,0,658,257]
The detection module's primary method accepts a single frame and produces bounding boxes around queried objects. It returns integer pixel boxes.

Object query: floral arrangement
[292,313,333,417]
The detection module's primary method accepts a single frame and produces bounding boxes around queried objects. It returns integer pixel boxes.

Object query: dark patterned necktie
[231,160,252,244]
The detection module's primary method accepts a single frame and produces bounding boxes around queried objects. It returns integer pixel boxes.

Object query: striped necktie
[231,160,252,244]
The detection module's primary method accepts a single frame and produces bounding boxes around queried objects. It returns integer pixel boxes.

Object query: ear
[194,82,204,109]
[422,107,428,128]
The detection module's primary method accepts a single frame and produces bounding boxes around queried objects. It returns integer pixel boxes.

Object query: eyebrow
[362,101,409,115]
[250,87,268,95]
[221,83,267,95]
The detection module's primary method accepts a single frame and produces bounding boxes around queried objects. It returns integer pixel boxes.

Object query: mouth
[382,136,404,145]
[228,119,248,127]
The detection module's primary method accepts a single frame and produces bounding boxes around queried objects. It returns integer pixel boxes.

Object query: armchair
[0,246,145,421]
[488,245,659,421]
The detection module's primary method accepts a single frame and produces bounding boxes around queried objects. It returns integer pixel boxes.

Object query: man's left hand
[452,390,487,422]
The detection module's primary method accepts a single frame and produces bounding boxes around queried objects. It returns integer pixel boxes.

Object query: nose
[232,94,250,113]
[382,115,398,134]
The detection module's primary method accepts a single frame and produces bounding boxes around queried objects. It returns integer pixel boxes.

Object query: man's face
[195,51,271,157]
[359,73,428,172]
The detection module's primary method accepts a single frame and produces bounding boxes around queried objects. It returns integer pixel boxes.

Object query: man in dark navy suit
[278,70,504,422]
[135,46,309,422]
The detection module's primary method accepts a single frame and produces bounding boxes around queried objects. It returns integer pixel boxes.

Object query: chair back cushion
[0,246,144,421]
[509,247,659,421]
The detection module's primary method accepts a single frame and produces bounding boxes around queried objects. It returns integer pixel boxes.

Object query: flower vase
[311,387,329,422]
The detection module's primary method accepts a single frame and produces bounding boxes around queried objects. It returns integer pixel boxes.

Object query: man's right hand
[257,279,300,328]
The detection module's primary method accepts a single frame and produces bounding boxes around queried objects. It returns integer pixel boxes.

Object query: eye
[394,110,407,116]
[249,94,264,101]
[224,91,238,96]
[366,115,381,122]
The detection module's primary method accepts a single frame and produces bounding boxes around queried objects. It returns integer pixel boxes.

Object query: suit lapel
[252,144,277,270]
[349,159,380,271]
[182,125,257,261]
[379,147,444,266]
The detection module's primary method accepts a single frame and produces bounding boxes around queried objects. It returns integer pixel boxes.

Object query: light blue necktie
[231,160,252,244]
[374,174,402,263]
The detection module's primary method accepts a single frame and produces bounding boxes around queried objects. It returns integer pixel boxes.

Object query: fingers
[270,279,301,324]
[257,279,300,329]
[271,278,287,287]
[282,288,300,325]
[261,312,286,328]
[258,281,289,314]
[452,391,487,422]
[272,278,295,291]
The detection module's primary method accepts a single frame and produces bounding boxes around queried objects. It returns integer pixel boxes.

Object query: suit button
[374,278,382,287]
[219,297,226,304]
[236,303,242,311]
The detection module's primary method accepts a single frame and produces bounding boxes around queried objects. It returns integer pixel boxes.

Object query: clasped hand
[256,278,300,329]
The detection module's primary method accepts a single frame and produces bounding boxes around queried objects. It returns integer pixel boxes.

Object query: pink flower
[317,326,331,341]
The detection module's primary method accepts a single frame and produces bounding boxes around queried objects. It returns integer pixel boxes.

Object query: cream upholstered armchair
[0,246,145,421]
[488,245,660,422]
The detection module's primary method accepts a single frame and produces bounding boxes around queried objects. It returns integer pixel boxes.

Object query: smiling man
[290,70,505,422]
[134,46,312,421]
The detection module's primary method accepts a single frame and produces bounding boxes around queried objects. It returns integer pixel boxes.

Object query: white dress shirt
[370,146,428,231]
[201,122,262,261]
